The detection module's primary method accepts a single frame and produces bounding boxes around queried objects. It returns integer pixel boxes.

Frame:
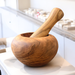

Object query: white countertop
[0,47,75,75]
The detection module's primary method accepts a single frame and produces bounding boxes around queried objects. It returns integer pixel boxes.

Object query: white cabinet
[65,38,75,67]
[1,9,18,38]
[50,31,65,58]
[5,0,30,10]
[17,16,34,34]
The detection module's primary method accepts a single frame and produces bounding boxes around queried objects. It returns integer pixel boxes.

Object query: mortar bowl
[11,32,58,67]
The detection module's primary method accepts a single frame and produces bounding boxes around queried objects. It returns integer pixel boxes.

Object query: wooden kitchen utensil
[11,8,64,67]
[30,8,64,37]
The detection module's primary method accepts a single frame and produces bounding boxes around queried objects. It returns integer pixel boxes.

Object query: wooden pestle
[30,8,64,38]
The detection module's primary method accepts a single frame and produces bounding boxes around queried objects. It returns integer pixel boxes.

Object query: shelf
[1,6,75,41]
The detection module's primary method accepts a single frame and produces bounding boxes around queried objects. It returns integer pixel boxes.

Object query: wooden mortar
[11,8,64,67]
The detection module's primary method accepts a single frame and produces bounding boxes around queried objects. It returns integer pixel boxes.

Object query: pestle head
[50,8,64,21]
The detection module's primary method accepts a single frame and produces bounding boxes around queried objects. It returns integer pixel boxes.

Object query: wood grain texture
[11,8,64,67]
[11,32,58,67]
[30,8,64,38]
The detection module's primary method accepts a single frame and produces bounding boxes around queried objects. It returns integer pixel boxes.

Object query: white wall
[30,0,75,19]
[5,0,17,9]
[0,0,5,7]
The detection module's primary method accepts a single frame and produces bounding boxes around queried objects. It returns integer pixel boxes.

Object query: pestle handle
[30,8,64,37]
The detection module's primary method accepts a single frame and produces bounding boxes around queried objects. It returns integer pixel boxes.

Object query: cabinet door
[1,9,18,38]
[9,13,19,35]
[50,31,65,58]
[65,38,75,67]
[17,16,33,34]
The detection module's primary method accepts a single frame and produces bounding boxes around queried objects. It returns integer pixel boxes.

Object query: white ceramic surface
[0,47,75,75]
